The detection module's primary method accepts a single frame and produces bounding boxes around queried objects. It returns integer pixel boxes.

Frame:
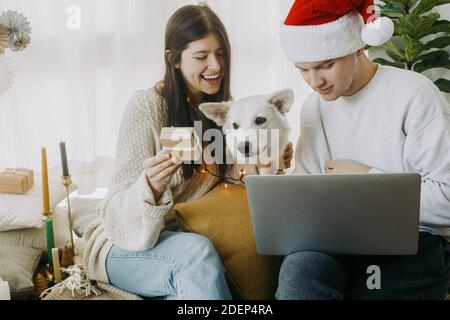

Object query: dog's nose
[238,142,251,157]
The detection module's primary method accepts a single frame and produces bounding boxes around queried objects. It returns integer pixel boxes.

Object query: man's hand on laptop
[325,160,371,174]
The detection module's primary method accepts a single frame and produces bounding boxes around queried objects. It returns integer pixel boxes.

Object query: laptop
[246,174,421,256]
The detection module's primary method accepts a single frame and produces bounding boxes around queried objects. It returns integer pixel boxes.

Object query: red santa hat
[279,0,394,62]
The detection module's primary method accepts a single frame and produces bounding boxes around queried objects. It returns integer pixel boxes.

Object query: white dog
[199,89,294,175]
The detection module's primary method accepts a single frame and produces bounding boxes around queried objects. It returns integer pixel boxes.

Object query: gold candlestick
[61,175,75,256]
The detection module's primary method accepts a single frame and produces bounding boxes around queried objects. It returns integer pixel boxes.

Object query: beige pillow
[0,246,42,300]
[0,201,72,250]
[173,183,282,300]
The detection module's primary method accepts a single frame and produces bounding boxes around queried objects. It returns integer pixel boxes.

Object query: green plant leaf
[380,1,407,10]
[413,55,450,73]
[379,9,405,17]
[379,1,407,15]
[434,78,450,93]
[383,40,406,62]
[407,0,421,10]
[377,11,403,22]
[423,36,450,50]
[416,49,449,62]
[414,60,450,73]
[430,20,450,34]
[377,2,404,19]
[392,20,403,36]
[388,0,410,5]
[373,57,406,68]
[417,19,450,39]
[397,13,440,40]
[412,0,450,15]
[403,35,424,62]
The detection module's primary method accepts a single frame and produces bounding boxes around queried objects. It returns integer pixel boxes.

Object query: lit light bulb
[224,183,228,189]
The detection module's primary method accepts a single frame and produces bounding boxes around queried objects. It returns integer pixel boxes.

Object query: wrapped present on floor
[160,127,202,162]
[0,168,34,195]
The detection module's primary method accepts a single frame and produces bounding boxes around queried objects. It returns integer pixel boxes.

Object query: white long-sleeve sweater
[294,65,450,241]
[83,88,222,283]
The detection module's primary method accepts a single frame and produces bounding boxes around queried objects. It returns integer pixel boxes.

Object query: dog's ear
[268,89,294,114]
[199,102,230,127]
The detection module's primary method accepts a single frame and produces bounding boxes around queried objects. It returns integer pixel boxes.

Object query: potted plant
[372,0,450,92]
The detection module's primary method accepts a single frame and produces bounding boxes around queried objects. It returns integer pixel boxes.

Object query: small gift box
[7,168,34,188]
[0,168,34,194]
[160,127,196,148]
[160,128,201,162]
[166,146,202,162]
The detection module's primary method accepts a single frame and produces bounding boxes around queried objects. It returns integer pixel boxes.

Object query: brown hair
[158,3,231,179]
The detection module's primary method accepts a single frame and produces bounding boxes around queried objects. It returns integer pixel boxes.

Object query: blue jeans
[276,232,450,300]
[106,231,232,300]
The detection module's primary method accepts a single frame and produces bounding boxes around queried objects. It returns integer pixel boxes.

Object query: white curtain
[0,0,309,193]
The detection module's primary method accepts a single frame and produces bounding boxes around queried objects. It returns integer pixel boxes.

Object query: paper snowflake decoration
[0,10,32,52]
[0,23,8,55]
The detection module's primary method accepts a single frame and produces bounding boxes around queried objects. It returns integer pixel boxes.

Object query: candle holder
[42,210,55,278]
[61,175,75,257]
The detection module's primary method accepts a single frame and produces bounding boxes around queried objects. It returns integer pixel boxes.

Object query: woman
[83,4,293,300]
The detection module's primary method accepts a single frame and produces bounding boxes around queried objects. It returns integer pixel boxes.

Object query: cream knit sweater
[83,88,222,283]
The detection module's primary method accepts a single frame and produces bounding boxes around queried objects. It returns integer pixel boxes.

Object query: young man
[278,0,450,299]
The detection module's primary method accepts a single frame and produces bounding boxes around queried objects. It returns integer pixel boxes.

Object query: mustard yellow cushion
[173,183,282,300]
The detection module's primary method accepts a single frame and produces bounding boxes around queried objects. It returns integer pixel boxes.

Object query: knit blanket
[40,237,141,300]
[42,280,142,300]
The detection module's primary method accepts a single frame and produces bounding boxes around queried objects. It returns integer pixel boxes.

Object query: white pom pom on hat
[279,0,395,62]
[361,16,395,46]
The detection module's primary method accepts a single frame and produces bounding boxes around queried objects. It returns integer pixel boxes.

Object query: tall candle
[46,217,55,270]
[51,248,62,283]
[59,141,70,177]
[41,147,50,215]
[0,278,11,300]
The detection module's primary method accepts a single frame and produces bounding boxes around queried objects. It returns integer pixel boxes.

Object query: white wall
[0,0,309,192]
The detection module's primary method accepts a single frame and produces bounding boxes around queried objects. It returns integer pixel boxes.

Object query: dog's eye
[255,117,267,125]
[233,123,239,129]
